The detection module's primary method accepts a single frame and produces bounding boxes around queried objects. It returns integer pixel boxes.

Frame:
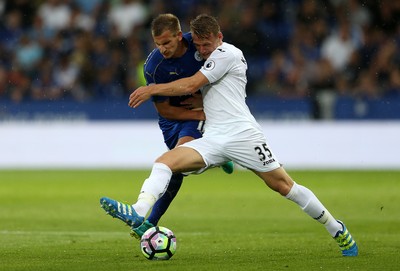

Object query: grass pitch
[0,169,399,271]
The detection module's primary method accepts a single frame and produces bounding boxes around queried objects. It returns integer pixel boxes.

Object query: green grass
[1,169,399,271]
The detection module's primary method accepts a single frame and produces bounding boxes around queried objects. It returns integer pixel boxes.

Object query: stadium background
[0,0,399,169]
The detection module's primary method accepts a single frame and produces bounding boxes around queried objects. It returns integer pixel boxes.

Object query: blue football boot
[100,197,144,228]
[334,220,358,256]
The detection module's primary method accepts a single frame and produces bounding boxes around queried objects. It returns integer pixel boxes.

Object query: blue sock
[146,173,183,226]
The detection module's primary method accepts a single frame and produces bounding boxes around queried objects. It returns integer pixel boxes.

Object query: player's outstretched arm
[128,71,208,108]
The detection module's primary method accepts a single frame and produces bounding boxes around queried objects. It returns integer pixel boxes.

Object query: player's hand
[180,92,203,109]
[129,86,151,108]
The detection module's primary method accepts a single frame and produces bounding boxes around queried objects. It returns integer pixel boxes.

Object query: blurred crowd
[0,0,400,104]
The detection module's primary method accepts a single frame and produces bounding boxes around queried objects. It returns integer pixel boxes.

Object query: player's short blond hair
[151,13,181,37]
[190,14,220,39]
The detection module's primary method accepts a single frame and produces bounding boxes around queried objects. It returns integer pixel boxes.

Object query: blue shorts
[163,120,202,150]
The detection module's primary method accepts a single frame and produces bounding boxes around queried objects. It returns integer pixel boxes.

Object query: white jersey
[199,42,262,136]
[182,42,280,173]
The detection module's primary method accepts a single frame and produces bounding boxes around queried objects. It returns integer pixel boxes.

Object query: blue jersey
[143,32,204,149]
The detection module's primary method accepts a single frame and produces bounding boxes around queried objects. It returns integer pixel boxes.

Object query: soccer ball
[140,226,177,260]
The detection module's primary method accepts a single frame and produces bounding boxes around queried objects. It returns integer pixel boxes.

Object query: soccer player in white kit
[101,14,358,256]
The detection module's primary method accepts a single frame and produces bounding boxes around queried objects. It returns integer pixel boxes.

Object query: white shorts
[180,128,281,173]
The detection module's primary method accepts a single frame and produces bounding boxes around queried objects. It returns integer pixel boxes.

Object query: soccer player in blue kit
[101,14,357,256]
[126,14,233,238]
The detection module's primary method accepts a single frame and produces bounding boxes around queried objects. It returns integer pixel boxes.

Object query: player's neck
[174,40,188,58]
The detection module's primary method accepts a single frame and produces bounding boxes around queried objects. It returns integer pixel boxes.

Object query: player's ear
[177,31,183,40]
[218,32,223,41]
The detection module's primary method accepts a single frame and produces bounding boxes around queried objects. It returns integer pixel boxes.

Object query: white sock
[132,162,172,217]
[285,182,341,236]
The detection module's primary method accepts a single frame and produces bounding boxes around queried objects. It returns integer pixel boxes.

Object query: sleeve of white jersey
[200,46,234,84]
